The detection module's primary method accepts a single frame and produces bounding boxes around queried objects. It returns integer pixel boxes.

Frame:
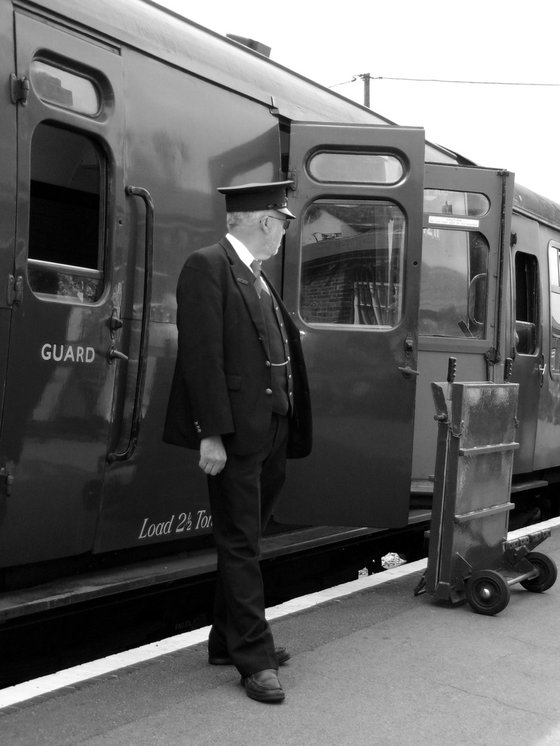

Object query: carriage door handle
[108,309,129,362]
[398,336,419,377]
[398,365,420,378]
[107,185,154,463]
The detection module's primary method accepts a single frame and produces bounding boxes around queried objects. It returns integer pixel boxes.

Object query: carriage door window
[28,123,105,303]
[300,201,405,327]
[419,190,490,338]
[515,252,539,355]
[419,229,489,338]
[549,244,560,374]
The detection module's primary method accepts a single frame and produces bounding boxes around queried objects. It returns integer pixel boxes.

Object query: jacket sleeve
[176,252,235,439]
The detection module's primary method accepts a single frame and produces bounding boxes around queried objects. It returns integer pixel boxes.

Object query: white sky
[155,0,560,200]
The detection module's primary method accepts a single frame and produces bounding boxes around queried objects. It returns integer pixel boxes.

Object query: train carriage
[0,0,559,602]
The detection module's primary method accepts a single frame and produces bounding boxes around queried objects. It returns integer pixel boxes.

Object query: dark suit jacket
[163,238,312,458]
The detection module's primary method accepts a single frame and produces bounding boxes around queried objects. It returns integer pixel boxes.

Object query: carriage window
[28,124,105,304]
[514,252,539,355]
[300,201,405,327]
[308,152,403,185]
[419,229,489,338]
[30,61,100,116]
[424,189,489,217]
[549,244,560,373]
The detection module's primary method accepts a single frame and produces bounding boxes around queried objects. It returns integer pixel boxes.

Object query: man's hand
[199,435,227,475]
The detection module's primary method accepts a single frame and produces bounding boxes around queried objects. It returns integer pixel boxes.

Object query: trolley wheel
[466,569,511,615]
[520,551,558,593]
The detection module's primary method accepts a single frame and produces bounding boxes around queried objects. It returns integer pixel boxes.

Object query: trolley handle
[447,356,457,383]
[107,185,155,463]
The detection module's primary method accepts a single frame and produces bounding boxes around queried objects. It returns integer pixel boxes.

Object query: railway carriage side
[0,0,429,579]
[508,189,560,490]
[1,0,559,597]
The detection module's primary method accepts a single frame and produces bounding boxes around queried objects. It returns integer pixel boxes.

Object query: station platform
[2,517,560,746]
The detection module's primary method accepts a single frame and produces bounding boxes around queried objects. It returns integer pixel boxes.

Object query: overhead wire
[329,75,560,88]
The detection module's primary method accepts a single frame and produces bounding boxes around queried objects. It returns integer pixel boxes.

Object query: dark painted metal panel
[533,223,560,471]
[94,45,282,552]
[507,214,541,473]
[0,11,125,566]
[277,122,425,528]
[412,165,514,486]
[0,0,17,457]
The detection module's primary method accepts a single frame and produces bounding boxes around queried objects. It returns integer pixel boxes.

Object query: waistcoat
[259,285,293,415]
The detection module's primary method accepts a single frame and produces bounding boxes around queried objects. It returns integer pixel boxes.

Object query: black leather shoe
[209,646,290,666]
[241,669,285,703]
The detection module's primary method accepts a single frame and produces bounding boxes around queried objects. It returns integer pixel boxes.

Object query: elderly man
[164,181,312,703]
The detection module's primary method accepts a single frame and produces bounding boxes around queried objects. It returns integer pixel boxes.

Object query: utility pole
[358,73,371,107]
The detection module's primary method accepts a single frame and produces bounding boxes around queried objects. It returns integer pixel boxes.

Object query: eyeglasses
[267,215,291,230]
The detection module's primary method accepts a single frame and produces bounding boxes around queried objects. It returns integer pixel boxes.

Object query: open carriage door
[278,122,425,528]
[411,165,513,490]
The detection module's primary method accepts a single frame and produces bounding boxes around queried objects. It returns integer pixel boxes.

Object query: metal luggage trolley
[420,364,557,615]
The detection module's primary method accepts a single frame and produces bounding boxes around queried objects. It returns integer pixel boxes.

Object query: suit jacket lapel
[219,238,269,345]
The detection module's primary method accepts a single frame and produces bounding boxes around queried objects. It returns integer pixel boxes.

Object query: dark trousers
[207,414,289,676]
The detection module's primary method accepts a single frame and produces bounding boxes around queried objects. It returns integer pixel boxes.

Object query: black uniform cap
[217,180,295,218]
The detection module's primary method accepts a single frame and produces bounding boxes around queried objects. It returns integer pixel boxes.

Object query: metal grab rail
[107,185,155,463]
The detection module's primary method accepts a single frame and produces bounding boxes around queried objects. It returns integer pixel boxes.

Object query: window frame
[513,250,540,356]
[26,122,108,305]
[298,197,407,330]
[548,241,560,376]
[418,226,490,340]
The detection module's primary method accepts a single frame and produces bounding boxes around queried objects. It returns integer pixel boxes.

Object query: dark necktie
[250,259,269,297]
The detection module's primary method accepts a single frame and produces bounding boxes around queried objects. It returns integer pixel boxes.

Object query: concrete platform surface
[1,521,560,746]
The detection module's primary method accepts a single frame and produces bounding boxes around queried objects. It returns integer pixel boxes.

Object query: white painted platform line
[0,624,212,711]
[1,514,559,711]
[507,514,560,539]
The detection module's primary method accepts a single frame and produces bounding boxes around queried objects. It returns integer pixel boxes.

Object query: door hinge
[10,74,29,106]
[485,346,500,365]
[7,274,23,306]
